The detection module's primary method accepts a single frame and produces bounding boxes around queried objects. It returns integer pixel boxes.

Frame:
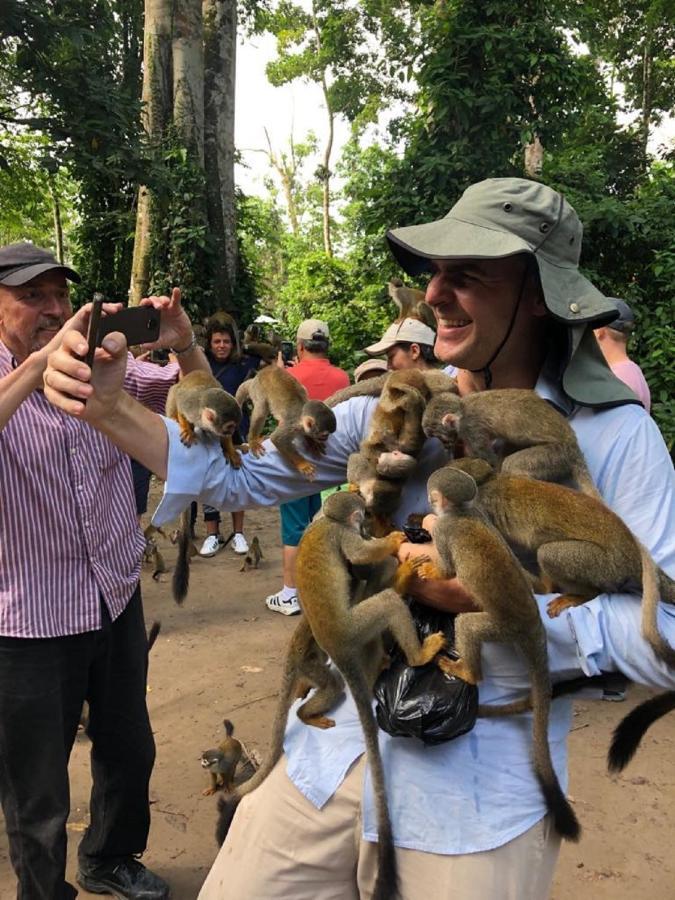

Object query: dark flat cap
[0,242,80,286]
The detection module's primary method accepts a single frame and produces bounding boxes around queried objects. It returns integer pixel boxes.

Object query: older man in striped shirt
[0,243,208,899]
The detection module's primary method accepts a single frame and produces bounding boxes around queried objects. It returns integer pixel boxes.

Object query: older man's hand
[43,329,129,425]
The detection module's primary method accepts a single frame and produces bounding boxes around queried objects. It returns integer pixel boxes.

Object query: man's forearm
[0,353,45,431]
[408,575,479,613]
[175,343,210,376]
[100,391,169,478]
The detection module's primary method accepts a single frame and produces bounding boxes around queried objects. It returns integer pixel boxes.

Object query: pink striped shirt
[0,343,178,637]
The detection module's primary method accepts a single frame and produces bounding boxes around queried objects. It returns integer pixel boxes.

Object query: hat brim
[0,262,81,286]
[386,217,619,327]
[364,337,397,355]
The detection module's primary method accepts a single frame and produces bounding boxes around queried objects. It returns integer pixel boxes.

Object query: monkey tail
[478,674,610,717]
[657,568,675,605]
[214,656,299,846]
[340,662,398,900]
[223,719,234,737]
[638,542,675,667]
[529,661,580,842]
[146,620,161,651]
[608,691,675,773]
[171,509,192,605]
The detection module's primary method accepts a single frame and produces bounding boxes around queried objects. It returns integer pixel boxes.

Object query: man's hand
[43,330,129,425]
[139,287,191,351]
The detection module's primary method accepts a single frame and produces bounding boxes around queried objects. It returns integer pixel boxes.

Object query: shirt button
[569,303,580,313]
[71,447,77,455]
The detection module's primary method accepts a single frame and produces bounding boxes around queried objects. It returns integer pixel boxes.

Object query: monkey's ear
[441,413,458,429]
[202,407,217,429]
[301,414,316,433]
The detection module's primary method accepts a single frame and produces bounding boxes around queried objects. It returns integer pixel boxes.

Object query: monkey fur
[424,467,581,841]
[607,691,675,773]
[448,458,675,668]
[201,719,243,796]
[166,371,242,604]
[293,491,445,899]
[325,369,457,410]
[235,365,336,479]
[421,388,600,498]
[239,535,264,572]
[388,278,437,330]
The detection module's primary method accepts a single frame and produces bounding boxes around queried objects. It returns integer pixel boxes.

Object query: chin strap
[469,262,531,390]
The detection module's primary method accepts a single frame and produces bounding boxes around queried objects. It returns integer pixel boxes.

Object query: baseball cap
[354,358,388,382]
[296,319,330,342]
[605,298,635,334]
[0,242,80,286]
[365,318,436,356]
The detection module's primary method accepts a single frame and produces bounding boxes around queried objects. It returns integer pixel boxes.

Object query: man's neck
[456,364,539,396]
[599,343,629,366]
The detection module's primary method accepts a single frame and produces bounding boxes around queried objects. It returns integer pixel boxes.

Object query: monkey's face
[428,489,446,517]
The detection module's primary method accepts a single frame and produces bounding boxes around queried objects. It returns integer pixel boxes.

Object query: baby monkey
[201,719,243,796]
[239,536,263,572]
[424,467,580,841]
[235,366,336,479]
[166,371,242,604]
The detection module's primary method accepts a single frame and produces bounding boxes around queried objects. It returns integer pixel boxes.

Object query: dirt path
[1,493,674,898]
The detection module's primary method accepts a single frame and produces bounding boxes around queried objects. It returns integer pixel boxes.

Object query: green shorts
[280,494,323,546]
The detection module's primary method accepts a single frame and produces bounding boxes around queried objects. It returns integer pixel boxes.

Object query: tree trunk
[130,0,174,305]
[640,37,653,163]
[203,0,237,309]
[320,71,334,257]
[48,174,64,263]
[173,0,204,162]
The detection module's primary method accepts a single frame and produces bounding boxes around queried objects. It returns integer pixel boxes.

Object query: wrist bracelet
[170,332,198,356]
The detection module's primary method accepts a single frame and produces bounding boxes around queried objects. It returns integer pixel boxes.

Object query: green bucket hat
[386,178,639,408]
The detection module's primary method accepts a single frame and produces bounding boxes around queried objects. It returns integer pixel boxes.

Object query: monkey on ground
[422,467,580,841]
[201,719,243,796]
[421,388,600,498]
[235,365,336,479]
[215,517,431,858]
[239,535,263,572]
[294,492,445,899]
[388,278,437,330]
[150,546,168,580]
[165,371,242,604]
[447,458,675,668]
[325,369,457,410]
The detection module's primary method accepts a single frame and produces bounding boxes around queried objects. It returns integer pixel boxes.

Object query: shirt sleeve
[544,411,675,690]
[152,396,374,525]
[123,356,179,414]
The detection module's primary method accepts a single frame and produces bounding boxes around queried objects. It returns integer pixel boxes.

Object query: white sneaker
[199,535,223,557]
[231,533,249,555]
[265,592,301,616]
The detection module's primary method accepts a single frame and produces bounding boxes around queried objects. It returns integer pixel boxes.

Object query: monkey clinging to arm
[235,366,336,480]
[424,467,580,842]
[421,388,600,498]
[165,370,242,604]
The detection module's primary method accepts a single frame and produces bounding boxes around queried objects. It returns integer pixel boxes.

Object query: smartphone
[280,340,295,363]
[87,304,162,366]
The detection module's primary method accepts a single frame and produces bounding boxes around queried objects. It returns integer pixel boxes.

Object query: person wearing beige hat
[44,178,675,900]
[353,358,388,382]
[365,316,438,371]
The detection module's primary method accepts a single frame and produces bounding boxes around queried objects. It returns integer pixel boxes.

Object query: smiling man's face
[0,271,72,362]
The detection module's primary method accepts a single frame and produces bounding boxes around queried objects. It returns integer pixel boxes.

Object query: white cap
[364,318,436,355]
[354,358,388,382]
[297,319,330,341]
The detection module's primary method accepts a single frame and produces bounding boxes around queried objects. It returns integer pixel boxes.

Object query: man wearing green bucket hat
[43,178,675,900]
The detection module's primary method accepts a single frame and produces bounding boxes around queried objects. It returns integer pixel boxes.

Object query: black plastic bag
[374,601,478,746]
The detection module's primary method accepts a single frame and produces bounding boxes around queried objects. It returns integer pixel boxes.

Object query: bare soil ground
[1,485,674,899]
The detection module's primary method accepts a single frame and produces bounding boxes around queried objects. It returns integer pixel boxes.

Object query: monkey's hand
[438,656,478,685]
[302,714,336,730]
[387,531,408,553]
[248,436,266,458]
[202,787,218,797]
[296,459,317,480]
[177,415,196,447]
[547,594,587,618]
[303,435,329,456]
[417,561,444,581]
[392,555,430,594]
[414,631,448,666]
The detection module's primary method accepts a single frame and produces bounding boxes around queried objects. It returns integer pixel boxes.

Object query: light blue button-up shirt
[153,385,675,854]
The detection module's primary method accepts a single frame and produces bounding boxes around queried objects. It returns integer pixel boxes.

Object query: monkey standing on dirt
[239,535,263,572]
[423,467,580,841]
[201,720,243,796]
[235,365,336,479]
[421,388,600,498]
[165,371,242,604]
[447,458,675,668]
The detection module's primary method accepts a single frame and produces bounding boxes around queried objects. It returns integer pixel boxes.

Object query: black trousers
[0,588,156,899]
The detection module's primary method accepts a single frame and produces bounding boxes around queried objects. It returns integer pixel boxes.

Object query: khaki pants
[199,755,561,900]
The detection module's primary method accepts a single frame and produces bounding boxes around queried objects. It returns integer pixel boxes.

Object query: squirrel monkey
[388,278,436,330]
[165,371,242,604]
[424,467,581,841]
[295,492,445,900]
[421,388,600,498]
[235,366,336,479]
[325,369,457,409]
[201,719,243,796]
[239,535,263,572]
[449,458,675,668]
